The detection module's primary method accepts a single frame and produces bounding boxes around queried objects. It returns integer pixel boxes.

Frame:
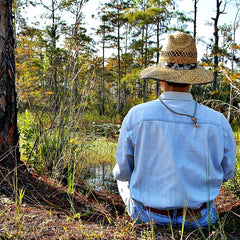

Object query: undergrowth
[18,109,118,190]
[224,130,240,199]
[8,109,239,239]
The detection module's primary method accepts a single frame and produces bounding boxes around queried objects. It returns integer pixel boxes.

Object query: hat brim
[139,65,214,85]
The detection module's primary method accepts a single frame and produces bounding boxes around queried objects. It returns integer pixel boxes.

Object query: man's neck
[160,81,191,92]
[166,88,189,92]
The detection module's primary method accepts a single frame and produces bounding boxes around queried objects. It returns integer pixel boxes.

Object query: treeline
[15,0,240,120]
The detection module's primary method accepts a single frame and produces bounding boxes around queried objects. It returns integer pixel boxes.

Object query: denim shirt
[113,91,236,209]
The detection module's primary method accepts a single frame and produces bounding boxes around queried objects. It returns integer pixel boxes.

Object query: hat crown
[160,32,197,64]
[169,34,192,48]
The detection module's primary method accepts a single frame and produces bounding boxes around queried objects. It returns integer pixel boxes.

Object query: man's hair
[166,82,190,88]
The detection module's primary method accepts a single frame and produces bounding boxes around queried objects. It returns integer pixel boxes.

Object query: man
[113,32,236,228]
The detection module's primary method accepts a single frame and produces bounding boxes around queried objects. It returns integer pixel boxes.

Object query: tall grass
[224,129,240,198]
[18,109,117,189]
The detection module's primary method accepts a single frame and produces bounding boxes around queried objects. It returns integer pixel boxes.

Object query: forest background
[1,0,240,239]
[15,0,240,180]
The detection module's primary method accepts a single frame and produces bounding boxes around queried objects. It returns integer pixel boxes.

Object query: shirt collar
[160,91,194,102]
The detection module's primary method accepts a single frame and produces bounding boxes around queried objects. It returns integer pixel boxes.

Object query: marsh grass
[14,188,25,237]
[18,109,118,195]
[224,129,240,199]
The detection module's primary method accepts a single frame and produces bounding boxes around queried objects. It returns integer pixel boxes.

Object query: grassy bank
[2,110,238,239]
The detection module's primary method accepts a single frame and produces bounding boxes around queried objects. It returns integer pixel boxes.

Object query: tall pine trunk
[193,0,198,40]
[101,23,105,116]
[52,0,58,101]
[0,0,23,168]
[116,5,121,114]
[212,0,221,90]
[156,18,160,97]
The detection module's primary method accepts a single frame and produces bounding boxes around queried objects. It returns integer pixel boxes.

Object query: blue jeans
[117,181,218,228]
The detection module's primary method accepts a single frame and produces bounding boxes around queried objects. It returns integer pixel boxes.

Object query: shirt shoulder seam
[126,119,227,130]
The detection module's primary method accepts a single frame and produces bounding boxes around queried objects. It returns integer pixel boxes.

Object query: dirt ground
[1,167,240,239]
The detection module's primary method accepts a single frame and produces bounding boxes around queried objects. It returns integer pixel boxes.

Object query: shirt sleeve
[222,122,237,182]
[113,114,135,182]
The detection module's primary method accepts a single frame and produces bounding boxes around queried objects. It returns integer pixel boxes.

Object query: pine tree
[0,0,24,169]
[100,0,129,113]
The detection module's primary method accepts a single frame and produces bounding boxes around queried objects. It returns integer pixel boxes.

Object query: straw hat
[139,32,214,85]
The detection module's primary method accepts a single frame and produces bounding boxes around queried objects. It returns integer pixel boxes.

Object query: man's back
[114,32,236,227]
[115,91,236,209]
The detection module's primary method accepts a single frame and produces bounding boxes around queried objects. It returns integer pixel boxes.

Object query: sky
[25,0,240,58]
[82,0,239,33]
[81,0,240,57]
[178,0,239,39]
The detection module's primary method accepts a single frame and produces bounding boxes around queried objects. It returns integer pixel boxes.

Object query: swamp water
[82,163,118,193]
[77,122,121,193]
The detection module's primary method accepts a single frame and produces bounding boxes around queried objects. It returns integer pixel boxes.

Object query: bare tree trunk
[117,5,121,114]
[193,0,198,98]
[156,18,160,97]
[101,24,105,115]
[123,24,128,110]
[143,25,148,102]
[193,0,198,40]
[0,0,23,168]
[227,7,240,122]
[51,0,58,102]
[213,1,220,90]
[212,0,226,90]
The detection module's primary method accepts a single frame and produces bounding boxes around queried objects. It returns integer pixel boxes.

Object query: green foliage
[19,110,68,174]
[15,0,240,118]
[18,107,118,191]
[15,0,240,196]
[225,130,240,198]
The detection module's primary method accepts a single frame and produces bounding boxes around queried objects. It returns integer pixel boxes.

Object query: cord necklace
[159,97,199,128]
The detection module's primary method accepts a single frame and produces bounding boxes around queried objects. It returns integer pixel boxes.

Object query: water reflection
[82,163,118,194]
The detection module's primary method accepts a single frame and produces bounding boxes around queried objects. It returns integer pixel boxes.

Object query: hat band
[158,62,198,70]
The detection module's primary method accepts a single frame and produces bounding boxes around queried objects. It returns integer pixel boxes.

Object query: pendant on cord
[192,117,199,128]
[159,97,199,128]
